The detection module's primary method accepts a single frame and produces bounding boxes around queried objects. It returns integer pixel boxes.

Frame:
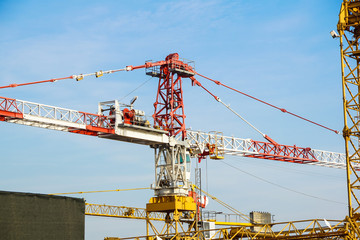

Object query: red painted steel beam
[151,53,195,140]
[85,125,114,134]
[68,129,99,136]
[68,127,115,136]
[0,97,22,112]
[126,53,196,140]
[0,110,23,119]
[0,96,24,120]
[245,140,319,164]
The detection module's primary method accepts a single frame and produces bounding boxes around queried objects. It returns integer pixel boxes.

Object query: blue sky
[0,0,347,239]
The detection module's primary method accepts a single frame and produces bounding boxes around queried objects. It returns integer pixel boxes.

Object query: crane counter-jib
[0,95,171,145]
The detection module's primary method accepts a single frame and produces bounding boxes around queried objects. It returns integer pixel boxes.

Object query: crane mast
[147,53,195,140]
[338,1,360,237]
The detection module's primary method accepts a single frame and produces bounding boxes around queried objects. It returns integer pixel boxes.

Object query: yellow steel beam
[85,203,166,221]
[207,220,253,227]
[85,202,253,227]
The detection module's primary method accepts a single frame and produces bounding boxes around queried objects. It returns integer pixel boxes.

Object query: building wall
[0,191,85,240]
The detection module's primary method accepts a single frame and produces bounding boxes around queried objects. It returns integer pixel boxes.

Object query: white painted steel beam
[99,124,170,145]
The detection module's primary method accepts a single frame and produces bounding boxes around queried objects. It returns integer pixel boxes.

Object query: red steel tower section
[145,53,195,140]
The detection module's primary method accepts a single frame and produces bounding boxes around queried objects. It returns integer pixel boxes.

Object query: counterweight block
[146,196,197,213]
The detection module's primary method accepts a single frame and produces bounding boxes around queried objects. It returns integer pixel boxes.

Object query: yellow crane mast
[338,0,360,238]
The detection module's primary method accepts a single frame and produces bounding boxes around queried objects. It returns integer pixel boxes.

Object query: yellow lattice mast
[338,0,360,237]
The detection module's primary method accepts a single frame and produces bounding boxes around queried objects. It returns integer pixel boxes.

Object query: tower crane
[0,52,350,239]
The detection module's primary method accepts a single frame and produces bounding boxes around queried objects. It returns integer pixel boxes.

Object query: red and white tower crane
[0,53,351,237]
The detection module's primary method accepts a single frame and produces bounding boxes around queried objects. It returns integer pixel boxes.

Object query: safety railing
[0,96,113,129]
[0,96,22,113]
